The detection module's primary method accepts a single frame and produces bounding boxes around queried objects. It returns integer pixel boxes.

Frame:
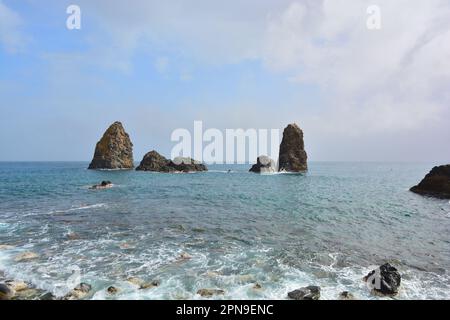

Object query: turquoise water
[0,162,449,299]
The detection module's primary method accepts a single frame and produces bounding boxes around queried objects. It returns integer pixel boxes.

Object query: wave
[49,203,107,214]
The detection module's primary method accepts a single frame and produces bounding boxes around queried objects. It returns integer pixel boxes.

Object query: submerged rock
[88,121,134,170]
[136,150,207,173]
[364,263,401,296]
[127,277,159,290]
[64,283,92,300]
[14,251,38,262]
[197,288,225,297]
[107,286,119,295]
[410,165,450,199]
[0,283,14,300]
[278,123,308,172]
[249,156,276,173]
[338,291,356,300]
[89,180,113,190]
[288,286,320,300]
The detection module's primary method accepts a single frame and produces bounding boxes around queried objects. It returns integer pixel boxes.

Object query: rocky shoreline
[0,261,402,300]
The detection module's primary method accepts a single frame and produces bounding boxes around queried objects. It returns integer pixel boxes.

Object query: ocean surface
[0,162,449,300]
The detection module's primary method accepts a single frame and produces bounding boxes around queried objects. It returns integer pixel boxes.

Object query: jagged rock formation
[136,150,207,173]
[278,123,308,172]
[249,156,276,173]
[364,263,401,296]
[288,286,320,300]
[410,165,450,199]
[88,122,134,170]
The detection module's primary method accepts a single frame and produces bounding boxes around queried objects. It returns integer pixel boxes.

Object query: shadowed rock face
[88,122,134,169]
[136,150,207,172]
[278,123,308,172]
[410,165,450,199]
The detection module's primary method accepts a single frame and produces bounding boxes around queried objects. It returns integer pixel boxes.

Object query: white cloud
[0,1,25,53]
[262,0,450,134]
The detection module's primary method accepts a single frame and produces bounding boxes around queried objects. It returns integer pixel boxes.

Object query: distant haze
[0,0,449,162]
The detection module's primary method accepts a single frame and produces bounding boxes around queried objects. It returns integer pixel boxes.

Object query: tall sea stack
[278,123,307,172]
[88,121,134,170]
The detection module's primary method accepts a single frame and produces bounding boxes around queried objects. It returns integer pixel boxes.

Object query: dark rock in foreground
[364,263,401,296]
[410,164,450,199]
[88,121,134,170]
[278,123,308,172]
[249,156,276,173]
[0,283,14,300]
[287,285,320,300]
[338,291,355,300]
[136,150,207,173]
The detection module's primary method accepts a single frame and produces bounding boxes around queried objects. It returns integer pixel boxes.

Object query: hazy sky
[0,0,449,162]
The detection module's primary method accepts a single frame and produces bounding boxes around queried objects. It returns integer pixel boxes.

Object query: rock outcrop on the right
[278,123,308,172]
[410,165,450,199]
[136,150,207,173]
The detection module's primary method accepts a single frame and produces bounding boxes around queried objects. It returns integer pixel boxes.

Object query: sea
[0,162,449,300]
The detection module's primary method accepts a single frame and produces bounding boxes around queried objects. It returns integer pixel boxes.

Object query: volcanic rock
[364,263,401,296]
[249,156,276,173]
[287,285,320,300]
[410,165,450,199]
[88,121,134,170]
[278,123,308,172]
[136,150,207,173]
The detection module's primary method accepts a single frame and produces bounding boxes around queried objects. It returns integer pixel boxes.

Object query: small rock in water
[14,288,41,300]
[179,252,192,260]
[66,232,81,240]
[197,288,225,297]
[140,280,160,290]
[253,283,262,290]
[14,251,39,262]
[6,280,29,292]
[90,181,113,190]
[288,286,321,300]
[127,277,144,287]
[64,283,92,300]
[0,283,14,300]
[364,263,401,296]
[338,291,356,300]
[107,286,119,295]
[0,244,14,250]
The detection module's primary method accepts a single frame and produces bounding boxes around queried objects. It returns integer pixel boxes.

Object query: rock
[179,252,192,260]
[0,283,14,300]
[410,165,450,199]
[0,244,14,250]
[253,283,262,290]
[197,288,225,297]
[136,150,207,173]
[249,156,276,173]
[338,291,355,300]
[13,288,41,300]
[39,292,56,300]
[88,121,134,170]
[140,280,160,290]
[6,280,29,292]
[288,286,320,300]
[107,286,119,295]
[14,251,38,262]
[64,283,92,300]
[364,263,401,296]
[127,277,158,290]
[278,123,308,172]
[66,232,81,240]
[89,180,113,190]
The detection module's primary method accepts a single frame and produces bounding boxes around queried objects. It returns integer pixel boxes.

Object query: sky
[0,0,449,162]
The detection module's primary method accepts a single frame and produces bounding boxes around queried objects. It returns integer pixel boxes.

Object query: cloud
[0,1,26,53]
[262,0,450,134]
